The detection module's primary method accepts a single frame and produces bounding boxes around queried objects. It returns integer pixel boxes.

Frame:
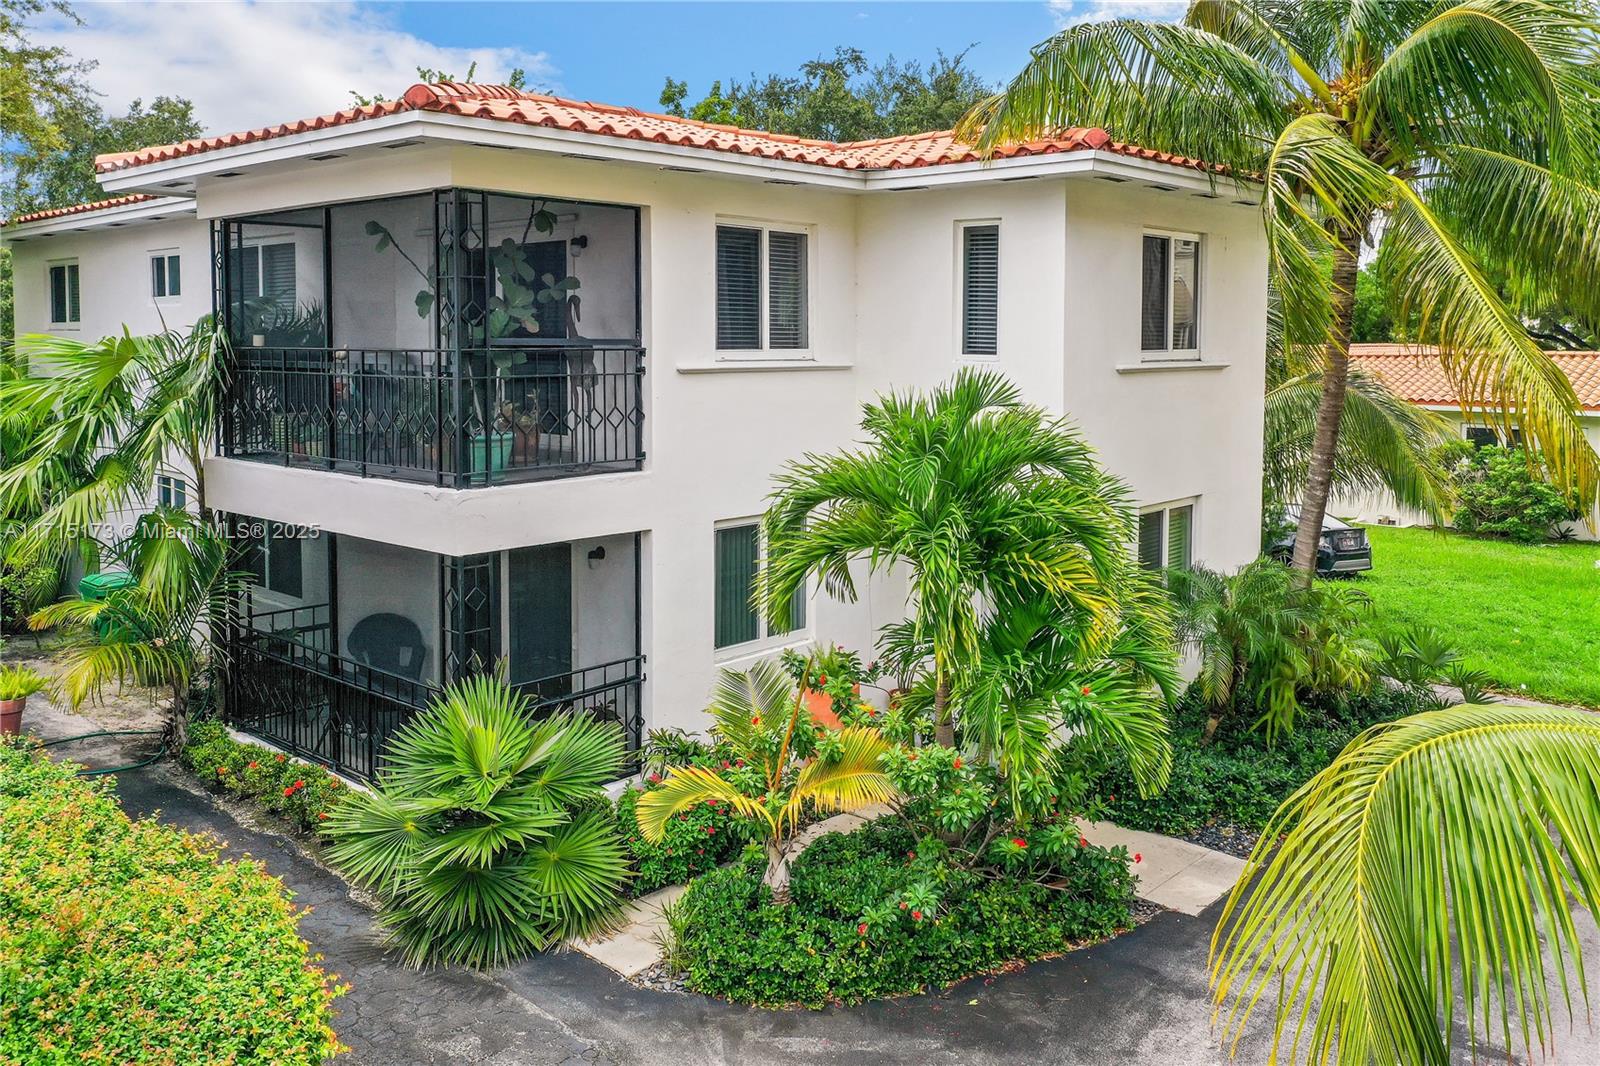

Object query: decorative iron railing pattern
[222,345,645,487]
[226,634,644,780]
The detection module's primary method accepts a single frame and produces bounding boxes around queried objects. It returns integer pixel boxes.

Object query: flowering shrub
[674,820,1134,1007]
[613,784,753,895]
[181,720,346,834]
[0,736,345,1063]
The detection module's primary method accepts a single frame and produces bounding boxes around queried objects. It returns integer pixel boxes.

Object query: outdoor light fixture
[570,234,588,258]
[587,545,606,568]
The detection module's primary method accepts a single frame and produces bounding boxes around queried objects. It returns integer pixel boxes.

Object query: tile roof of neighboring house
[1350,343,1600,412]
[94,82,1214,176]
[4,193,160,226]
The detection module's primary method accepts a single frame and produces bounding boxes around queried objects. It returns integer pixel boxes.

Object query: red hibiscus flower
[283,786,294,796]
[216,766,228,775]
[911,910,923,921]
[858,923,868,936]
[1078,836,1090,848]
[751,715,761,726]
[1081,685,1092,696]
[248,761,259,769]
[1134,853,1142,864]
[953,757,963,769]
[317,812,329,820]
[1011,837,1028,849]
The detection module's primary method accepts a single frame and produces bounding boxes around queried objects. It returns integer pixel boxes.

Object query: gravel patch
[1183,821,1260,860]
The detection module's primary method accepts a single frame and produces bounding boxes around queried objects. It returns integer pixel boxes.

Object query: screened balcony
[221,516,644,781]
[216,190,644,487]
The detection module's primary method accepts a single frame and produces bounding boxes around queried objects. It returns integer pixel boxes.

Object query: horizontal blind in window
[1141,235,1169,351]
[768,230,808,349]
[962,225,999,356]
[1138,511,1164,570]
[716,226,762,349]
[261,244,296,302]
[1167,505,1193,570]
[714,525,760,648]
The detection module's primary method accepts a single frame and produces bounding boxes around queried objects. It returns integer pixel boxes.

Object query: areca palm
[759,368,1146,748]
[1211,704,1600,1064]
[635,660,895,898]
[1,320,225,566]
[324,674,631,967]
[28,508,241,726]
[960,2,1600,582]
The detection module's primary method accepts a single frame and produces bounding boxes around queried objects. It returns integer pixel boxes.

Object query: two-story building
[3,82,1267,780]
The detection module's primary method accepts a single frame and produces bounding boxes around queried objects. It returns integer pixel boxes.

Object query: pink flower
[648,773,662,784]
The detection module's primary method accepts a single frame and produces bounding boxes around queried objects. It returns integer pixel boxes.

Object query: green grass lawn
[1352,525,1600,708]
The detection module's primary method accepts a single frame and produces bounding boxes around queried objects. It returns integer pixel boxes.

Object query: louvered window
[49,262,80,325]
[768,230,808,349]
[1141,232,1201,356]
[716,223,810,352]
[716,226,762,349]
[231,243,297,301]
[714,521,807,650]
[962,224,999,356]
[1138,502,1197,571]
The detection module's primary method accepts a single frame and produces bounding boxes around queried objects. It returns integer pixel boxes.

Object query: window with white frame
[1138,501,1195,571]
[1140,232,1201,357]
[48,261,81,325]
[230,242,297,301]
[960,223,999,357]
[151,253,181,298]
[716,223,810,352]
[1464,424,1523,448]
[714,520,807,651]
[244,524,304,599]
[156,474,187,510]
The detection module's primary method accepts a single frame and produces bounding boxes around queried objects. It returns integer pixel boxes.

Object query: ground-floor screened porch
[221,515,643,781]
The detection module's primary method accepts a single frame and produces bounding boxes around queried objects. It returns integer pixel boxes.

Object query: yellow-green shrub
[0,737,346,1064]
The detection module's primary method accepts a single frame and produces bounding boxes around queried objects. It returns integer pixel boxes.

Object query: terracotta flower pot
[0,696,26,737]
[802,682,861,730]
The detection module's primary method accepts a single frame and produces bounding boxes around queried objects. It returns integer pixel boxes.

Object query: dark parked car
[1270,509,1373,576]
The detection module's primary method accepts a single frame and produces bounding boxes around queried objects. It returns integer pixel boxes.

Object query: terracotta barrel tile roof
[94,82,1214,176]
[4,193,159,226]
[1350,343,1600,412]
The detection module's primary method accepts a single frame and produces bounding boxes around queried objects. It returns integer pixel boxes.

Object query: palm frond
[1211,704,1600,1065]
[634,766,773,843]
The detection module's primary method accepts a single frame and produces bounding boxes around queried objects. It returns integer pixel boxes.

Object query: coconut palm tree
[1,319,226,566]
[759,367,1147,749]
[28,508,242,732]
[323,673,631,968]
[1211,704,1600,1065]
[635,659,895,899]
[960,1,1600,583]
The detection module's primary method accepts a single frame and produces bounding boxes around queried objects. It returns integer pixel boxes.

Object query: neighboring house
[1332,343,1600,540]
[2,82,1268,779]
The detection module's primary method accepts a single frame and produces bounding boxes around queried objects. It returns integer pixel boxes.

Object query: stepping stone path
[574,805,1245,975]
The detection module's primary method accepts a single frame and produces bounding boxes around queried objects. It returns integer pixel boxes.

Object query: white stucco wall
[10,142,1269,737]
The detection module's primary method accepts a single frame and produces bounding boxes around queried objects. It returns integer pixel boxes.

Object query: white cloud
[32,2,560,134]
[1048,0,1187,29]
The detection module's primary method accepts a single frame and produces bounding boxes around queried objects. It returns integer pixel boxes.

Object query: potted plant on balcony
[0,663,52,735]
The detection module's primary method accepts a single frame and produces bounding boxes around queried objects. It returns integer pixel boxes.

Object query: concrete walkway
[1077,820,1248,916]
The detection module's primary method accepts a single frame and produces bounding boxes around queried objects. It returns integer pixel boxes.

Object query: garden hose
[40,729,167,776]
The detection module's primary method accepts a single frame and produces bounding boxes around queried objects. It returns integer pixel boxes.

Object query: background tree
[5,95,201,215]
[960,2,1600,583]
[660,46,993,141]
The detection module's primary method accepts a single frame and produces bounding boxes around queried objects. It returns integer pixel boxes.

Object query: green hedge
[0,737,345,1064]
[613,785,753,896]
[1093,686,1425,836]
[182,720,347,835]
[676,821,1134,1007]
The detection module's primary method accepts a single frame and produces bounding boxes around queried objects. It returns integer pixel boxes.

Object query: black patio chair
[346,612,428,683]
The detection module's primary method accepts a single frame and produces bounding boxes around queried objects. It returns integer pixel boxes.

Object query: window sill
[713,634,813,666]
[1115,360,1230,375]
[678,358,852,374]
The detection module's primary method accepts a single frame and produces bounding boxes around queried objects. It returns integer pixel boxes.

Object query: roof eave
[2,195,197,240]
[96,109,1249,196]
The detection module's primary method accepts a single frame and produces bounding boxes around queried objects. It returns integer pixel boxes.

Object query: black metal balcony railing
[223,345,645,487]
[225,624,645,781]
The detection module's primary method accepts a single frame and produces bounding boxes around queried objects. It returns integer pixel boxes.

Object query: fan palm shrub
[760,368,1149,750]
[1211,704,1600,1065]
[1168,559,1372,743]
[323,674,630,968]
[635,659,895,900]
[28,509,241,731]
[960,1,1600,582]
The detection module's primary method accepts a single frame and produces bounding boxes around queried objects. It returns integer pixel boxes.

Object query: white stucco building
[1331,343,1600,540]
[3,83,1267,777]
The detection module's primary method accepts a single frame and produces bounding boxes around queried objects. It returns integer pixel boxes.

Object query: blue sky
[38,2,1183,135]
